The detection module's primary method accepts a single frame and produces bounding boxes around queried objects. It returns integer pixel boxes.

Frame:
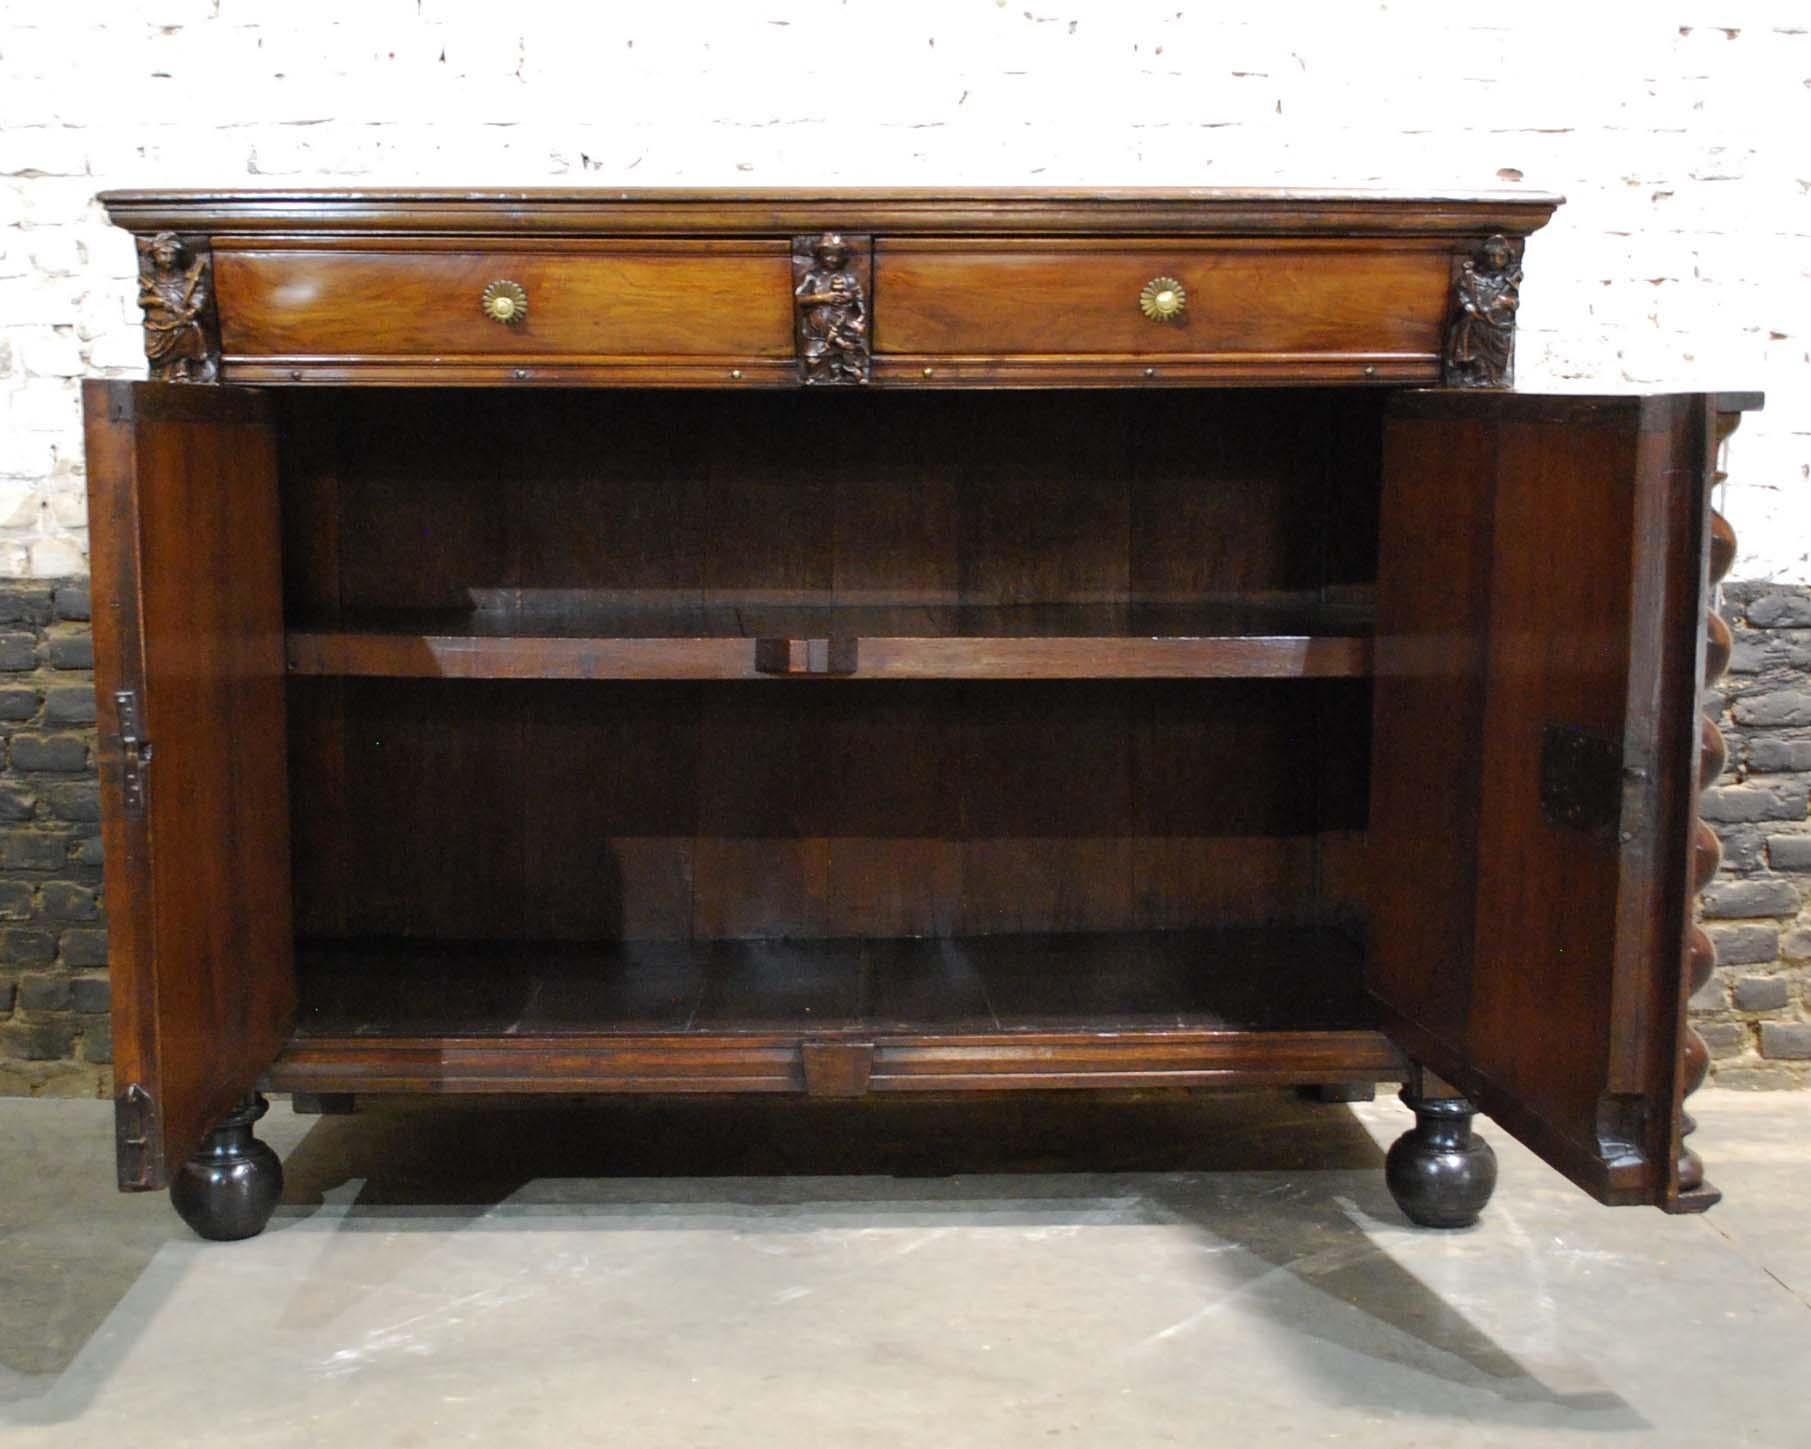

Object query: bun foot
[1385,1088,1497,1229]
[170,1093,283,1241]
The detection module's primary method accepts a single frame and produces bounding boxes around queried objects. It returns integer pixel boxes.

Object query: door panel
[1371,392,1721,1207]
[84,381,293,1191]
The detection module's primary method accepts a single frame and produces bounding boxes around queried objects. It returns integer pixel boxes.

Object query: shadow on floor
[2,1091,1643,1430]
[274,1091,1637,1423]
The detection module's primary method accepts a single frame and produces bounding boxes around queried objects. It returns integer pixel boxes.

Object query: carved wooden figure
[1444,232,1522,388]
[81,187,1755,1241]
[793,231,871,384]
[134,231,219,384]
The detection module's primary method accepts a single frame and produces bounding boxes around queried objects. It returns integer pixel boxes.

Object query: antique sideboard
[81,188,1755,1239]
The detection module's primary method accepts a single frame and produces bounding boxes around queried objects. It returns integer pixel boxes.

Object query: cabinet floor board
[291,926,1371,1038]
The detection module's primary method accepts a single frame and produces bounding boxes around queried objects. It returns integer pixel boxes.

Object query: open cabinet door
[1370,390,1757,1210]
[83,381,294,1191]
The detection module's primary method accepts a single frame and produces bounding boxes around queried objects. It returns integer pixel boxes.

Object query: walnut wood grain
[1369,390,1757,1210]
[107,190,1560,387]
[214,246,794,361]
[872,242,1449,361]
[287,632,1370,681]
[268,1031,1406,1096]
[84,186,1768,1233]
[83,381,295,1192]
[270,926,1401,1095]
[99,187,1564,238]
[284,599,1374,681]
[288,927,1374,1035]
[286,676,1363,945]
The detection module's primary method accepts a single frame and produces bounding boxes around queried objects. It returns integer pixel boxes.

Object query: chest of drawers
[83,188,1753,1239]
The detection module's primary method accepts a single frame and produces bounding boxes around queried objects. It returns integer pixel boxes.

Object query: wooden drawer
[871,240,1452,383]
[212,242,795,383]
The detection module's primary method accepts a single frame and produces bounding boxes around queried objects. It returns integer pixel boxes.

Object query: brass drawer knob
[480,279,528,325]
[1139,276,1186,323]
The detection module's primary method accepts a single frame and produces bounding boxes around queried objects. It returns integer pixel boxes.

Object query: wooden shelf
[285,600,1374,681]
[290,926,1369,1037]
[272,928,1400,1095]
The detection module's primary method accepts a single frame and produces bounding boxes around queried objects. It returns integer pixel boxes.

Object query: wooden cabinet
[84,188,1755,1240]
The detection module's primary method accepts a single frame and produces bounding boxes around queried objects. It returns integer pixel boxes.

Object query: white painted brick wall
[1,0,1806,579]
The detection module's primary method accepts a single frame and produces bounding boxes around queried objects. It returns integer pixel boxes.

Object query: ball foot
[1385,1087,1497,1229]
[170,1093,283,1241]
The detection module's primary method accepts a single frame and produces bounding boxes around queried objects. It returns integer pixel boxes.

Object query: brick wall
[0,581,109,1095]
[1,4,1807,1090]
[1694,583,1811,1087]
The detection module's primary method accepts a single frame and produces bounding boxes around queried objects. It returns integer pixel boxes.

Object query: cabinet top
[97,186,1562,237]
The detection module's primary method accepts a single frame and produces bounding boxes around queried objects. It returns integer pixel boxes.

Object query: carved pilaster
[1677,409,1744,1211]
[1443,233,1523,389]
[134,230,220,383]
[793,232,871,385]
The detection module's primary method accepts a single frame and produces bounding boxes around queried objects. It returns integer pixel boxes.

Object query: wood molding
[99,187,1566,239]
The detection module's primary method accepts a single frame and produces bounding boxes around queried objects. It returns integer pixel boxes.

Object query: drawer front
[872,241,1451,367]
[213,244,795,363]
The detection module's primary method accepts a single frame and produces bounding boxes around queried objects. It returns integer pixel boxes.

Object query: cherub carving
[1444,233,1522,388]
[136,231,218,383]
[794,233,868,385]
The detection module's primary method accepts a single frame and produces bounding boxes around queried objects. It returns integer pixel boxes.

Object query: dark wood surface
[286,676,1370,944]
[85,187,1757,1224]
[275,388,1382,613]
[215,243,795,361]
[83,381,296,1192]
[872,239,1448,361]
[274,385,1377,947]
[1670,404,1752,1211]
[271,927,1402,1097]
[291,926,1371,1036]
[285,599,1373,681]
[286,633,1369,682]
[102,189,1557,386]
[100,186,1564,238]
[268,1027,1407,1097]
[1367,408,1495,1058]
[289,598,1372,642]
[1368,390,1755,1207]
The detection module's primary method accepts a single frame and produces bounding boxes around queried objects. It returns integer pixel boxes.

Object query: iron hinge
[113,689,150,817]
[1594,1093,1649,1173]
[1539,723,1624,835]
[114,1082,163,1190]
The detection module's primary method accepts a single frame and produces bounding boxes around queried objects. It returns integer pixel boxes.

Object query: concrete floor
[0,1091,1806,1448]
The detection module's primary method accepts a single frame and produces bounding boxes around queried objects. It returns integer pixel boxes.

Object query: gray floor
[1,1090,1806,1448]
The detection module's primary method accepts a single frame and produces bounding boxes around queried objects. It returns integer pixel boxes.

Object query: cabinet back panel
[289,678,1369,943]
[278,390,1383,616]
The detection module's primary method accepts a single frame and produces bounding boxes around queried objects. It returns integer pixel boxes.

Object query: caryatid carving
[1444,233,1522,388]
[793,232,870,385]
[135,230,219,383]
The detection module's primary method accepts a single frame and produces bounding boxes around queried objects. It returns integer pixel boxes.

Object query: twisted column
[1678,411,1742,1208]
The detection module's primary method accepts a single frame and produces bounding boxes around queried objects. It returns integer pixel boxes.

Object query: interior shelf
[291,926,1373,1038]
[285,599,1375,681]
[273,927,1400,1096]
